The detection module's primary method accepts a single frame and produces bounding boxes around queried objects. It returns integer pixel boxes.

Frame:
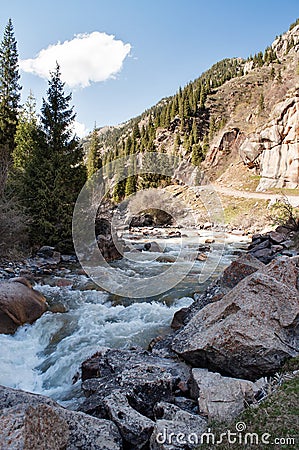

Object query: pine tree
[87,125,102,178]
[13,92,38,171]
[173,133,181,153]
[132,122,140,140]
[258,93,265,114]
[125,175,137,197]
[0,19,21,196]
[23,63,86,251]
[113,159,126,203]
[191,144,203,166]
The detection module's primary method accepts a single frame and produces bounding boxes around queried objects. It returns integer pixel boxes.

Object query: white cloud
[20,32,131,88]
[72,120,89,138]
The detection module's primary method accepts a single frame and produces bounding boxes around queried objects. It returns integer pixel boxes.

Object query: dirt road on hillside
[212,184,299,207]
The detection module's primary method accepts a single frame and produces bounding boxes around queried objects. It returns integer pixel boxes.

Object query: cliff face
[239,91,299,190]
[204,23,299,190]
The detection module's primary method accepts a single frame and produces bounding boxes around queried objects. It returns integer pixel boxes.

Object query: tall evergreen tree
[23,63,86,251]
[13,91,38,171]
[87,124,102,178]
[0,19,21,196]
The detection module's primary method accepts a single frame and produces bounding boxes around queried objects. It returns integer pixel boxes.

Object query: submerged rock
[0,277,47,334]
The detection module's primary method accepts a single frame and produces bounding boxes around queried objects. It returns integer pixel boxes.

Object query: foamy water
[0,231,248,405]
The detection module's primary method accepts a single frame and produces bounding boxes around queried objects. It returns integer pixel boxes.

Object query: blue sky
[1,0,298,136]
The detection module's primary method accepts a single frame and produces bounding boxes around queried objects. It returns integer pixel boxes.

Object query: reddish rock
[0,278,47,334]
[221,253,264,289]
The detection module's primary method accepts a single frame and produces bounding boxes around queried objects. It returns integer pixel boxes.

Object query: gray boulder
[150,402,207,449]
[80,348,190,420]
[172,254,264,329]
[172,257,299,380]
[0,385,122,450]
[189,369,257,421]
[105,390,154,449]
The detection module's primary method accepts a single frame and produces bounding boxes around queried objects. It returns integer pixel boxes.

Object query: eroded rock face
[171,257,299,380]
[0,385,122,450]
[239,92,299,190]
[0,277,47,334]
[205,128,244,168]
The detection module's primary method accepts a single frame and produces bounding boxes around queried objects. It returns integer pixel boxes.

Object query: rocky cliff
[204,23,299,190]
[239,91,299,190]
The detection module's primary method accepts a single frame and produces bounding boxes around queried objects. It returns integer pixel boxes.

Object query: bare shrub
[269,196,299,230]
[0,197,30,259]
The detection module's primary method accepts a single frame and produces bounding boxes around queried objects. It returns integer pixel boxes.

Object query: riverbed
[0,229,249,407]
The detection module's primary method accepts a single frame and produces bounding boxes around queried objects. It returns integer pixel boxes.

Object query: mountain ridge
[85,19,299,196]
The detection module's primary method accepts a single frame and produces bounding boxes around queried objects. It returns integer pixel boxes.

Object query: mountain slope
[86,19,299,196]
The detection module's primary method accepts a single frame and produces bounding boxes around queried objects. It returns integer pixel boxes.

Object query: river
[0,229,248,407]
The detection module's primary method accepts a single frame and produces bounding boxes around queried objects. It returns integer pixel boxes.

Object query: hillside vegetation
[85,18,299,202]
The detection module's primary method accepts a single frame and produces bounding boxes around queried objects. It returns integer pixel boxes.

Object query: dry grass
[222,196,270,231]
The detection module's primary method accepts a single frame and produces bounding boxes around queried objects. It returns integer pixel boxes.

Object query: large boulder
[96,217,124,262]
[171,257,299,380]
[0,278,47,334]
[189,369,258,421]
[171,254,264,330]
[80,348,191,420]
[0,385,122,450]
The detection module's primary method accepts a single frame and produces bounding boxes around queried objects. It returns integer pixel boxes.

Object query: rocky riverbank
[0,227,298,449]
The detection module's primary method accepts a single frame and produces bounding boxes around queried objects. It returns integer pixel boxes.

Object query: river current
[0,230,248,407]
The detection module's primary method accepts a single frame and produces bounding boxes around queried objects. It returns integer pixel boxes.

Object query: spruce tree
[132,122,140,140]
[23,63,86,251]
[125,174,137,197]
[191,144,203,166]
[87,125,102,178]
[13,92,38,171]
[0,19,21,196]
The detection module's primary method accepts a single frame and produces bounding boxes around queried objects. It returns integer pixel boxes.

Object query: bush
[0,197,30,259]
[270,196,299,230]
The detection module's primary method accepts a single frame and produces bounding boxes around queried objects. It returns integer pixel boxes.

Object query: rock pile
[1,230,298,448]
[248,226,298,263]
